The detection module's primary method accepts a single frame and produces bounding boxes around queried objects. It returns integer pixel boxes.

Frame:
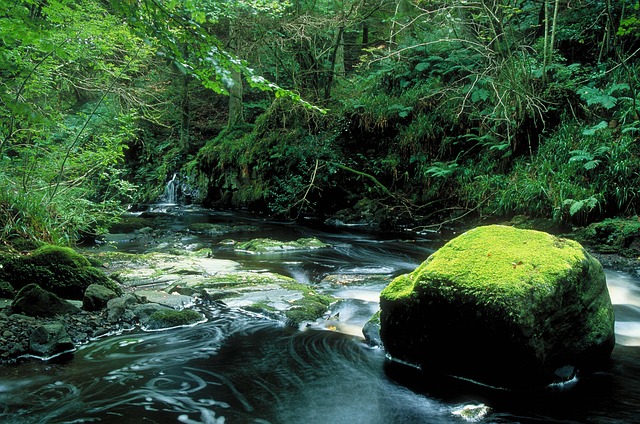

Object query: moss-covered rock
[0,280,15,299]
[573,218,640,257]
[0,245,121,300]
[13,284,81,317]
[380,225,615,389]
[283,287,335,327]
[144,309,204,330]
[363,310,382,347]
[167,271,334,326]
[234,237,328,253]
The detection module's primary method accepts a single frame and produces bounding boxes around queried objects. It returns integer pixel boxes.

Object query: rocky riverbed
[0,239,336,365]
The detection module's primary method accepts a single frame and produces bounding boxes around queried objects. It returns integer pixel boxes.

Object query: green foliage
[0,0,149,244]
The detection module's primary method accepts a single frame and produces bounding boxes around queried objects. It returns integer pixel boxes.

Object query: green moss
[196,272,297,290]
[573,218,640,257]
[235,237,328,253]
[381,225,594,328]
[367,310,381,325]
[385,226,585,303]
[283,284,335,326]
[145,309,204,330]
[0,245,121,300]
[380,273,417,301]
[29,245,92,268]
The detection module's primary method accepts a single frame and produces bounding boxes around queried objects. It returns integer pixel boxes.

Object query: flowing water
[1,207,640,424]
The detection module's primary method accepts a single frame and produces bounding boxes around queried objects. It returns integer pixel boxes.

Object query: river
[1,206,639,423]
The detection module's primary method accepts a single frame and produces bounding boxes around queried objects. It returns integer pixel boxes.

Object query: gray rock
[29,322,74,357]
[106,294,140,323]
[362,311,382,347]
[12,284,81,317]
[83,284,118,311]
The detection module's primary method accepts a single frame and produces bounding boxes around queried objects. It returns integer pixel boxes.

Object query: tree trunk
[227,19,244,129]
[179,72,190,150]
[228,66,244,128]
[324,25,345,99]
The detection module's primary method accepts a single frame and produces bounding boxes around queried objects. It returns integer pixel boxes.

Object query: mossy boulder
[0,245,121,300]
[380,225,615,389]
[234,237,328,253]
[144,309,204,330]
[12,284,81,317]
[573,218,640,257]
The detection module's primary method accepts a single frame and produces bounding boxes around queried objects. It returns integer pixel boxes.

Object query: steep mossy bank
[379,225,615,389]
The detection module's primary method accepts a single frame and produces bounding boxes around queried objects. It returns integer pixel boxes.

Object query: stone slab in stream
[90,251,240,289]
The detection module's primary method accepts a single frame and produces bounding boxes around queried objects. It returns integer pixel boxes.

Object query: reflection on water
[1,209,640,423]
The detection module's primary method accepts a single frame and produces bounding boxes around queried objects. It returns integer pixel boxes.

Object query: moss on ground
[573,218,640,257]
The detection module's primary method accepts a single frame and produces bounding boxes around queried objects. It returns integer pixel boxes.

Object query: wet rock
[234,237,328,253]
[12,284,81,317]
[363,311,382,347]
[29,322,74,357]
[106,294,141,323]
[135,290,194,309]
[143,309,204,330]
[83,284,118,311]
[451,404,491,422]
[90,251,239,289]
[380,225,615,389]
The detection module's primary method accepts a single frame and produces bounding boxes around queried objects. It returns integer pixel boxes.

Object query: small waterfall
[161,174,179,205]
[157,174,199,206]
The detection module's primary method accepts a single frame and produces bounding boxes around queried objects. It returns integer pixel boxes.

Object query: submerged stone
[380,225,615,389]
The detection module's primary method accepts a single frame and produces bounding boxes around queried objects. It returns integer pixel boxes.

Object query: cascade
[160,173,179,204]
[158,174,199,205]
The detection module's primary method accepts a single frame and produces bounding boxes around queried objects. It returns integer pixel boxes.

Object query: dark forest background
[1,0,639,244]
